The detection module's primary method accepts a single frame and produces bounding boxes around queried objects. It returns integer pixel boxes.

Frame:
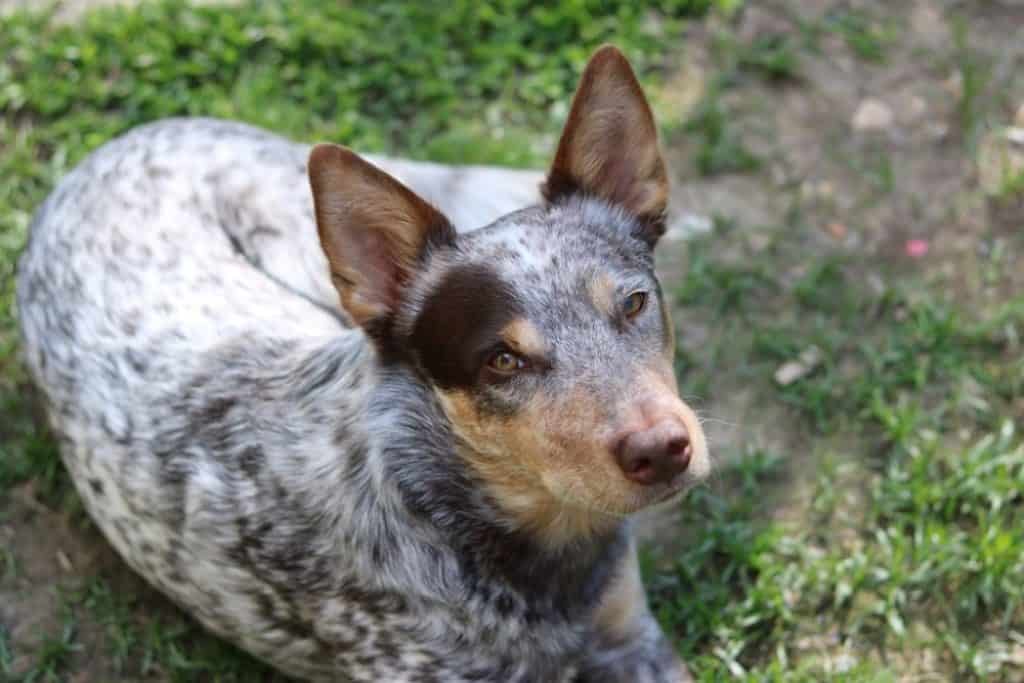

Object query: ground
[1,1,1023,681]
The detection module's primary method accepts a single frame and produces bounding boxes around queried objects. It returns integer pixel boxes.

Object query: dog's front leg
[575,540,693,683]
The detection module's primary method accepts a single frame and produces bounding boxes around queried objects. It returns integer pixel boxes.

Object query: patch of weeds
[677,234,776,313]
[65,575,282,681]
[773,296,1019,433]
[669,209,1023,678]
[136,617,281,683]
[20,616,80,683]
[647,450,793,667]
[0,623,12,678]
[997,167,1024,199]
[951,16,991,146]
[822,9,891,63]
[651,423,1024,681]
[75,577,141,674]
[0,413,68,508]
[792,258,858,318]
[683,85,763,176]
[737,34,801,82]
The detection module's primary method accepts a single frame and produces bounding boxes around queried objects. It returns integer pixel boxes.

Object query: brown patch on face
[588,273,618,318]
[437,385,628,547]
[437,356,709,547]
[410,264,522,390]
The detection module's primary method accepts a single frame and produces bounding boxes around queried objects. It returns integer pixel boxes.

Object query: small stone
[825,222,847,240]
[774,346,823,386]
[800,179,835,202]
[56,549,73,572]
[852,98,894,131]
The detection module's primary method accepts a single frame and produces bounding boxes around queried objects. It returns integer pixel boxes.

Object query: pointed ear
[542,45,670,248]
[308,144,455,332]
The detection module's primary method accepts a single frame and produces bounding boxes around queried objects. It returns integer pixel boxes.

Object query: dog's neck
[271,334,629,617]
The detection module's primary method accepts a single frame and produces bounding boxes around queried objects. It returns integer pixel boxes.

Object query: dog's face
[309,46,709,545]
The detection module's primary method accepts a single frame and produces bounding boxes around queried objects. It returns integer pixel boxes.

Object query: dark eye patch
[409,264,525,390]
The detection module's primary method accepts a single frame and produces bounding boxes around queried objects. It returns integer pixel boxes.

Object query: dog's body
[17,49,707,681]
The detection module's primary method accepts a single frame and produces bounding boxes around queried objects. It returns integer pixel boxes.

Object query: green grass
[822,8,892,63]
[951,16,992,147]
[2,1,1022,681]
[683,82,763,176]
[648,215,1024,680]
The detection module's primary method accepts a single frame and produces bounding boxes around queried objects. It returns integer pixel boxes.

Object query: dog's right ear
[308,144,455,332]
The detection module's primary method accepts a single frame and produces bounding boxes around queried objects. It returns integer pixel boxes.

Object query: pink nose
[614,420,692,486]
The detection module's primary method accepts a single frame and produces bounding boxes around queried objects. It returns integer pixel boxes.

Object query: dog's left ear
[542,45,669,248]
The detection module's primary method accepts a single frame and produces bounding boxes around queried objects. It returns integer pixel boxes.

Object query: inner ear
[308,144,455,334]
[542,45,669,248]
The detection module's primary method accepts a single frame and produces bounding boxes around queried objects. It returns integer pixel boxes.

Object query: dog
[16,46,709,682]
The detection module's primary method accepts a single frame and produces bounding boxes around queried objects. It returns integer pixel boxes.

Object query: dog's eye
[486,349,527,375]
[623,291,648,319]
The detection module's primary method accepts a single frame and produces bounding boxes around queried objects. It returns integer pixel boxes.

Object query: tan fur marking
[437,387,626,548]
[437,361,711,547]
[500,318,548,358]
[588,273,618,318]
[594,541,648,641]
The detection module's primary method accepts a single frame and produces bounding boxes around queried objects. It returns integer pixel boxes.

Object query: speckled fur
[18,56,701,681]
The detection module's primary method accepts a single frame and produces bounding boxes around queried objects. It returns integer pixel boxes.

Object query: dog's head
[309,46,709,545]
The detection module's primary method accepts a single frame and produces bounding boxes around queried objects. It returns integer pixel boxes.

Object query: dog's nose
[614,420,692,486]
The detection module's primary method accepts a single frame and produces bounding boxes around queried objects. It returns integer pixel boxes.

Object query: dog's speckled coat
[17,48,707,682]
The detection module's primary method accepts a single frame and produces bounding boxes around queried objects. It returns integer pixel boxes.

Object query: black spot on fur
[200,396,236,424]
[238,445,265,478]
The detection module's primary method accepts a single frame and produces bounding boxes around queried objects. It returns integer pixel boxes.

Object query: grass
[951,16,991,147]
[822,8,892,63]
[2,1,1022,682]
[683,82,763,176]
[646,216,1024,680]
